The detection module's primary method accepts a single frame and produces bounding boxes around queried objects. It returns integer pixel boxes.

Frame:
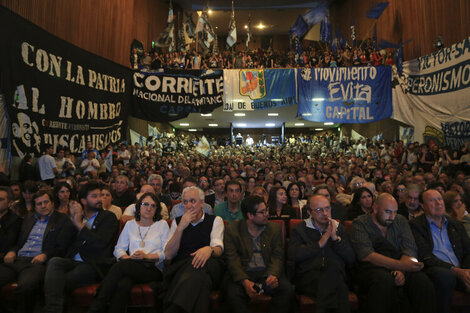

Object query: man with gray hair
[397,184,423,220]
[148,174,171,207]
[163,186,224,313]
[112,175,135,207]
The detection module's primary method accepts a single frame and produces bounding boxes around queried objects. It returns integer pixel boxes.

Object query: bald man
[350,193,435,313]
[289,195,355,313]
[410,189,470,313]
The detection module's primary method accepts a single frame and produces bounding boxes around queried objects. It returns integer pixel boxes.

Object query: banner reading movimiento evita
[223,69,297,111]
[297,66,393,123]
[0,7,131,158]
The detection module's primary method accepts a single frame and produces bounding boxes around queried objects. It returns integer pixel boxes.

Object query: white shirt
[38,154,56,180]
[164,213,224,252]
[80,158,100,174]
[114,219,169,263]
[118,149,131,166]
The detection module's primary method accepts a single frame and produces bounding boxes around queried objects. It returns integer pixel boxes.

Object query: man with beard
[350,193,435,313]
[43,181,118,313]
[224,196,293,313]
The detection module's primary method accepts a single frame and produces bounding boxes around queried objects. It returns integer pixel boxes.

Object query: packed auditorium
[0,0,469,313]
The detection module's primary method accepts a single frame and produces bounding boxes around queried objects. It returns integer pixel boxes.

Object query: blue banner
[223,69,296,110]
[297,67,392,123]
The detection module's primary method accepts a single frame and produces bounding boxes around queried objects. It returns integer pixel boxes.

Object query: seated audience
[214,180,243,224]
[346,187,374,220]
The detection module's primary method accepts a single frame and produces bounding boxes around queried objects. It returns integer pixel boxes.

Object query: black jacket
[0,210,22,259]
[13,210,76,260]
[410,214,470,269]
[66,209,118,264]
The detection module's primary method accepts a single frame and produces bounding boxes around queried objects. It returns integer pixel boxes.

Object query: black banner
[132,69,224,121]
[0,6,132,157]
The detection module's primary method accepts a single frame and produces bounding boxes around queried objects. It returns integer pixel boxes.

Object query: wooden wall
[331,0,470,60]
[1,0,169,66]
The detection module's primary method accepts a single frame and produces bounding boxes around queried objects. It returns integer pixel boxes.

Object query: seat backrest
[289,219,303,237]
[269,219,286,245]
[343,220,353,235]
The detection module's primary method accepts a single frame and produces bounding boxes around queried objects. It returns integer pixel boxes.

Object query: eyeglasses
[141,202,157,209]
[397,188,406,192]
[312,207,330,214]
[255,210,269,215]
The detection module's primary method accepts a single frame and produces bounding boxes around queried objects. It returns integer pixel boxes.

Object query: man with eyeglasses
[289,195,354,313]
[224,195,294,313]
[350,193,435,313]
[0,190,75,313]
[397,184,424,220]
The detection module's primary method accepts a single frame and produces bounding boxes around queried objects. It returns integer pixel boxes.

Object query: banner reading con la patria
[0,7,131,158]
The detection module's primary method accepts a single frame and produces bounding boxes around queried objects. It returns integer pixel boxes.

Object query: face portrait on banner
[12,111,41,158]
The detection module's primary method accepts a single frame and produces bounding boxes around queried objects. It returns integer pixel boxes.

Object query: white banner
[392,37,470,146]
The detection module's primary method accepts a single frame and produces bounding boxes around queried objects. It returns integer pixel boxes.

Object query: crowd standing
[130,38,395,70]
[1,132,470,313]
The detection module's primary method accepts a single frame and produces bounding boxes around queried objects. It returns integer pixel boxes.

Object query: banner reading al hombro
[132,69,224,121]
[0,7,131,158]
[223,69,297,111]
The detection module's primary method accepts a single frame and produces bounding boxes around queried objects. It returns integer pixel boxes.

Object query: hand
[4,251,16,263]
[398,255,424,272]
[318,222,332,248]
[328,218,338,241]
[242,279,257,298]
[131,250,146,260]
[31,253,47,264]
[120,255,131,260]
[179,209,198,230]
[453,268,470,290]
[265,275,279,289]
[392,270,406,286]
[190,246,212,269]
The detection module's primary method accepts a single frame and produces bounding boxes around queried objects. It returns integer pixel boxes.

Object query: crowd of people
[131,38,395,70]
[1,133,470,313]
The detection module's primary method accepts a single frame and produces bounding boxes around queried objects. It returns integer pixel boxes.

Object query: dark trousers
[88,259,163,313]
[295,259,349,313]
[356,267,436,313]
[164,257,222,313]
[0,257,46,312]
[224,271,294,313]
[44,257,101,313]
[424,266,460,313]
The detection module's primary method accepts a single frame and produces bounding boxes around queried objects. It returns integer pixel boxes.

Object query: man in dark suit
[0,186,22,261]
[410,189,470,313]
[290,195,355,313]
[223,195,294,313]
[44,181,118,313]
[0,190,75,313]
[205,177,226,209]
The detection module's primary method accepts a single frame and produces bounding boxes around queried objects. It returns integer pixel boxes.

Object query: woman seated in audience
[444,190,470,237]
[393,183,407,205]
[286,182,306,218]
[88,192,169,313]
[267,186,297,219]
[11,180,37,218]
[53,182,76,215]
[101,185,123,220]
[346,187,374,220]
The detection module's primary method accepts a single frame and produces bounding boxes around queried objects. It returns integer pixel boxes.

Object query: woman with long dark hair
[347,187,374,220]
[267,186,297,219]
[53,182,75,215]
[11,180,38,218]
[286,182,306,218]
[88,192,169,313]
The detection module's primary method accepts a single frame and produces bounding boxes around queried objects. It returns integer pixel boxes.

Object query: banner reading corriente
[223,69,297,111]
[132,69,224,122]
[297,67,392,123]
[0,7,131,158]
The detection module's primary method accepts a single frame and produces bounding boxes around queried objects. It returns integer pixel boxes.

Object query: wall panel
[1,0,168,66]
[331,0,470,61]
